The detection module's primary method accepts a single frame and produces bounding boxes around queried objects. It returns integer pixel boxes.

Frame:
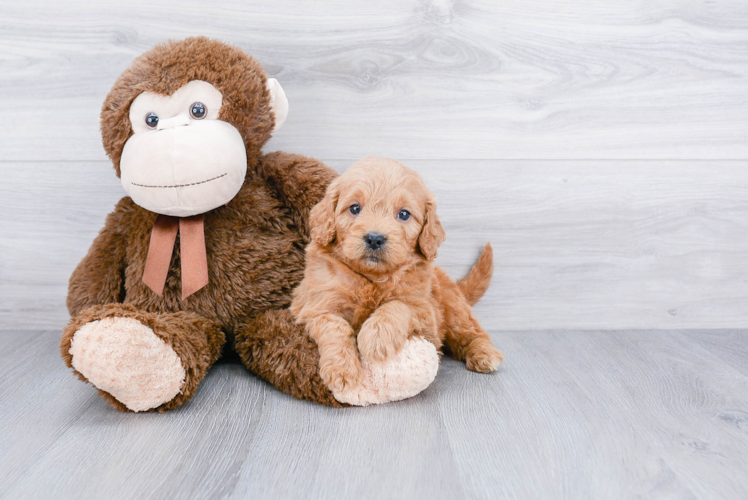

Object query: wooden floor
[1,329,747,499]
[1,1,747,499]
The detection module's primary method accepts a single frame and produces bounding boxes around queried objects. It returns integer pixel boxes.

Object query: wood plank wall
[1,0,747,330]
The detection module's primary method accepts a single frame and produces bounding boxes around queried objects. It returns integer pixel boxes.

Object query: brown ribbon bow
[142,214,209,300]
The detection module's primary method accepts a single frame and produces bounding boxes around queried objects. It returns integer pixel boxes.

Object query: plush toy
[60,37,438,412]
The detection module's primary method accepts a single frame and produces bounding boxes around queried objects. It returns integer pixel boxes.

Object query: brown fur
[101,37,275,177]
[62,38,342,410]
[291,157,503,393]
[458,243,494,307]
[61,303,225,412]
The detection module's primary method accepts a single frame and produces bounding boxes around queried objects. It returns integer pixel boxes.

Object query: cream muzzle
[119,79,288,217]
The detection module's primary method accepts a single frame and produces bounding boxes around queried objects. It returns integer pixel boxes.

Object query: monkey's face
[119,79,285,217]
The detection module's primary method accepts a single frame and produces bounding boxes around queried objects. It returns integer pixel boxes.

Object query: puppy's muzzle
[364,232,387,251]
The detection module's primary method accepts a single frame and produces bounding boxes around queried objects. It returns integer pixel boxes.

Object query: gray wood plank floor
[1,329,747,500]
[1,2,747,498]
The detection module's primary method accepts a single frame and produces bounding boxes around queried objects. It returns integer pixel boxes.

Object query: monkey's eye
[398,209,411,221]
[349,204,361,215]
[190,102,207,119]
[145,113,159,129]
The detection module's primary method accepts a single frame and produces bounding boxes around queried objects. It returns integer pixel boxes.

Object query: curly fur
[291,157,503,393]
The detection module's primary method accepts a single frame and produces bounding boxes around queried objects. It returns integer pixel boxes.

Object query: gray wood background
[2,2,748,499]
[0,1,747,328]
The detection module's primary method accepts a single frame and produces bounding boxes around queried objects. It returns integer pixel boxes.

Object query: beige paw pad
[333,337,440,406]
[69,317,185,412]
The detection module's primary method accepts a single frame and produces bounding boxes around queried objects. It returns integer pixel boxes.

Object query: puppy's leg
[306,314,363,392]
[441,285,503,373]
[357,300,413,363]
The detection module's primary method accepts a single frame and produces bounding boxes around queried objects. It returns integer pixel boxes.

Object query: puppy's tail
[457,243,494,306]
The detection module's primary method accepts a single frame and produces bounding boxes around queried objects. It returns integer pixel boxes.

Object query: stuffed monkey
[61,37,438,412]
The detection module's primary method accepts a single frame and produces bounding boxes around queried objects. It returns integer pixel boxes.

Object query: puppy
[291,157,503,393]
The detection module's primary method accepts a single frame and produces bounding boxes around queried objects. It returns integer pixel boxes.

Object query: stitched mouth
[131,173,227,189]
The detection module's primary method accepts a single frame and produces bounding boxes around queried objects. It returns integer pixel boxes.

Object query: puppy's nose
[364,232,387,251]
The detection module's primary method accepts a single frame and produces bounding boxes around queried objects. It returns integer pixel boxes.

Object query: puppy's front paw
[465,340,504,373]
[357,317,408,363]
[319,353,363,392]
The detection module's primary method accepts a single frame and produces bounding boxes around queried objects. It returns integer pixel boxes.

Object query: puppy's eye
[145,113,159,129]
[349,204,361,215]
[398,209,411,221]
[190,102,207,119]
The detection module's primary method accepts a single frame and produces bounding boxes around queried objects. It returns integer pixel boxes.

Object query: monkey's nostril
[364,232,387,250]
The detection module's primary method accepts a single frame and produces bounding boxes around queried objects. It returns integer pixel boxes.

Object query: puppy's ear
[309,178,340,246]
[417,199,446,260]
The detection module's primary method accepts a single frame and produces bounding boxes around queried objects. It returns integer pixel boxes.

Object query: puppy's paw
[357,317,408,363]
[465,340,504,373]
[319,354,363,393]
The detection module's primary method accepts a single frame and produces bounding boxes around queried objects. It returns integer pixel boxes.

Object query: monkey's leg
[60,304,225,412]
[234,308,344,407]
[235,308,441,407]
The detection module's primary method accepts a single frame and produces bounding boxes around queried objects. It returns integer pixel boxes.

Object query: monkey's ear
[309,179,340,247]
[417,199,446,260]
[266,78,289,131]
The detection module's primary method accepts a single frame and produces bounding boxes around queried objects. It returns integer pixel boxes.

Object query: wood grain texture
[2,329,748,499]
[2,3,746,498]
[2,160,746,330]
[1,0,746,329]
[681,329,748,376]
[0,0,747,161]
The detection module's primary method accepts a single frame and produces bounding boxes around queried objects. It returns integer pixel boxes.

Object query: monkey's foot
[332,337,440,406]
[68,317,185,412]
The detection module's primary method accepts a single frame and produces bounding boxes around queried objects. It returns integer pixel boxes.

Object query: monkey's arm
[67,198,131,317]
[258,152,338,241]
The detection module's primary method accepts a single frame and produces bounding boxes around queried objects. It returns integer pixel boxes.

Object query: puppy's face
[309,158,445,275]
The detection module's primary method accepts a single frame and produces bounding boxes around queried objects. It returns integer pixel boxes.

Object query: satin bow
[142,214,209,300]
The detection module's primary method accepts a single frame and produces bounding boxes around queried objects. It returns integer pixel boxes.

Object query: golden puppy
[291,157,503,393]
